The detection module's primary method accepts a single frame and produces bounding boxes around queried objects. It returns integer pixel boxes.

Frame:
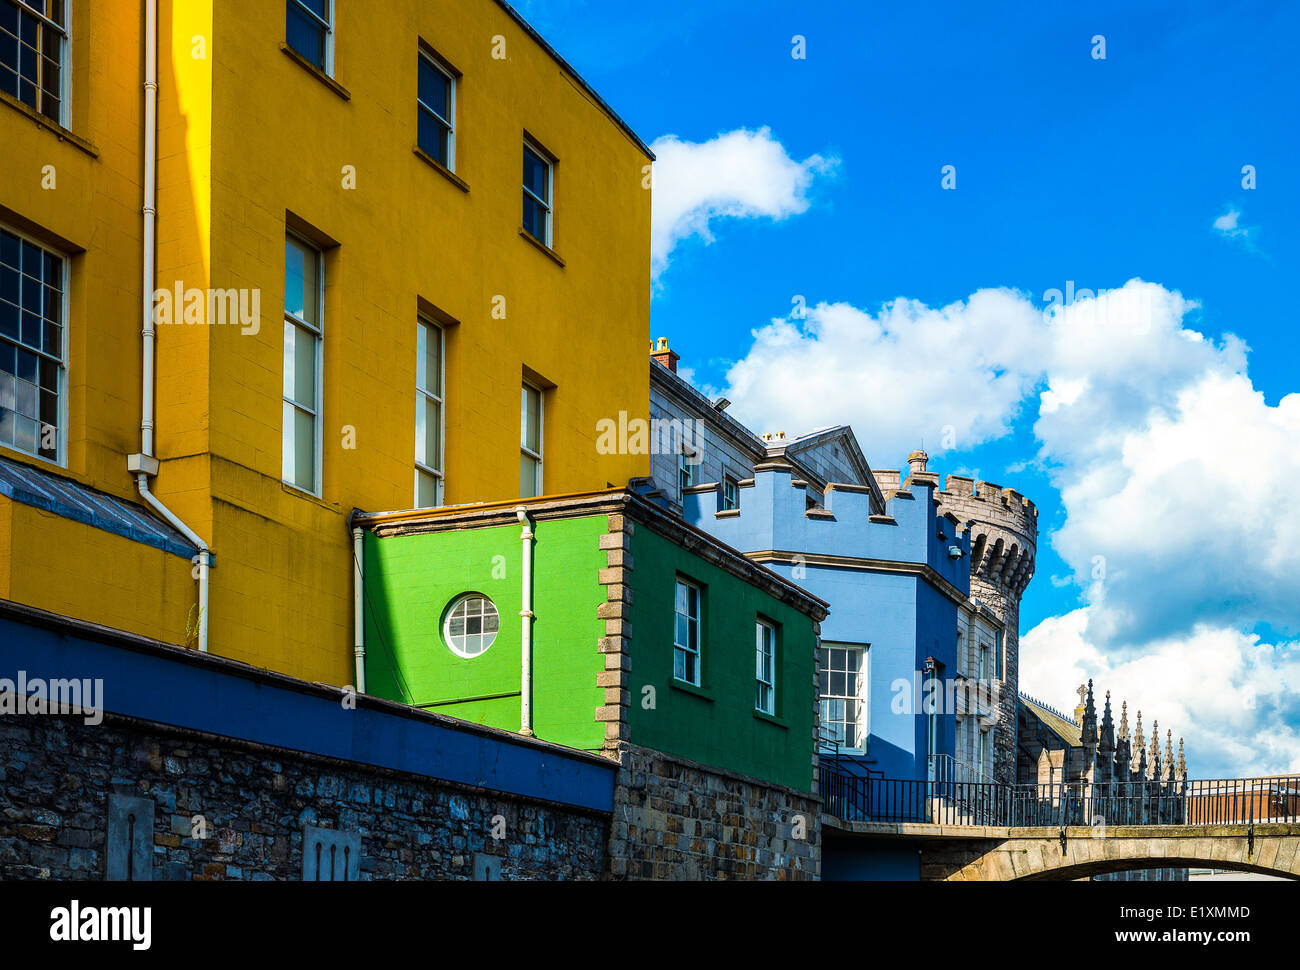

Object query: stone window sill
[0,89,98,157]
[413,147,469,192]
[670,679,713,703]
[518,228,565,267]
[280,44,351,101]
[754,710,788,730]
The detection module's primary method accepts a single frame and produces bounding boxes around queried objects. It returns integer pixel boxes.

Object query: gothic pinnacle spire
[1081,679,1098,749]
[1099,690,1115,752]
[1118,700,1130,741]
[1149,719,1161,779]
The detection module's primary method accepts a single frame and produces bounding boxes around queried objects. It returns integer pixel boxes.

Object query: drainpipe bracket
[127,453,160,477]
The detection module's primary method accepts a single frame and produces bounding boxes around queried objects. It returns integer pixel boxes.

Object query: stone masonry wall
[606,744,820,880]
[936,476,1038,787]
[0,712,609,881]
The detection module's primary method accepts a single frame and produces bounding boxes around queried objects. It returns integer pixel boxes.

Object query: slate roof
[0,455,197,559]
[1020,693,1083,747]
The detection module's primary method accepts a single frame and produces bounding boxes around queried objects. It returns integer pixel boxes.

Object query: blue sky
[519,0,1300,775]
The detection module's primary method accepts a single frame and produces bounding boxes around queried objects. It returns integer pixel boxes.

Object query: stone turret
[932,466,1038,785]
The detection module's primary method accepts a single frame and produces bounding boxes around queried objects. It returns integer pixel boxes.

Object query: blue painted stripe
[0,611,615,814]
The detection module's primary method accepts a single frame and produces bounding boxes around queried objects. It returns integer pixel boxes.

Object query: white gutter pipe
[352,525,365,693]
[131,0,212,652]
[516,506,535,736]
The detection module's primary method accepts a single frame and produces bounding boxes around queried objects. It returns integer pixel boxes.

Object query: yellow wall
[0,1,652,685]
[0,499,196,643]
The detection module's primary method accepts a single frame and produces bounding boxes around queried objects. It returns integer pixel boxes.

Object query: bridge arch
[931,825,1300,881]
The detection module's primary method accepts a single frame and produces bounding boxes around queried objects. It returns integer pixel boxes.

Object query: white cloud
[717,277,1300,769]
[720,288,1046,460]
[1213,207,1259,252]
[649,127,836,279]
[1214,207,1247,237]
[1022,610,1300,778]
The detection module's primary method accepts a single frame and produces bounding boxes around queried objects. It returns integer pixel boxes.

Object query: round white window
[443,594,499,658]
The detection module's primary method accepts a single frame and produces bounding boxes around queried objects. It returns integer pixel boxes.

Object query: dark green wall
[628,528,818,791]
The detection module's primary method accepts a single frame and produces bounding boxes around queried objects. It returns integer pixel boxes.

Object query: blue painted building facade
[683,458,971,781]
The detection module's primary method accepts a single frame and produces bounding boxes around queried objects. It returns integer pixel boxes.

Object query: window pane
[522,194,547,243]
[418,56,449,121]
[418,111,449,166]
[520,453,539,498]
[294,405,315,489]
[416,322,427,390]
[521,384,540,451]
[523,147,548,200]
[286,4,326,69]
[417,395,440,470]
[284,323,316,407]
[418,321,441,395]
[284,237,318,325]
[416,469,439,508]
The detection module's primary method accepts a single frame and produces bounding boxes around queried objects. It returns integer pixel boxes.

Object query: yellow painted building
[0,0,652,683]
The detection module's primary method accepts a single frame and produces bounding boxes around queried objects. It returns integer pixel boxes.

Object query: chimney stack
[907,448,929,477]
[651,337,680,374]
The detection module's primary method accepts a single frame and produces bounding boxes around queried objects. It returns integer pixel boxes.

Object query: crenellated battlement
[683,459,972,596]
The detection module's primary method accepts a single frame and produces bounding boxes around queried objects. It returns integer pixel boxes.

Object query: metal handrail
[817,771,1300,828]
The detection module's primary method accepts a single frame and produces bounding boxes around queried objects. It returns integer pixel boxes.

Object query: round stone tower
[924,454,1038,786]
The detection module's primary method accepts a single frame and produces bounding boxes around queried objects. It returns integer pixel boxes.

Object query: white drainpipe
[129,0,212,652]
[352,525,366,693]
[516,506,535,736]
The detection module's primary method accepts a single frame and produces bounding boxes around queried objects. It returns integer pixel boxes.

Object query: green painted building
[357,490,827,792]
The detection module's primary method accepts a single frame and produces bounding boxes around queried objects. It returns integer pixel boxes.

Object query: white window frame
[1,0,69,126]
[442,593,499,659]
[722,475,739,511]
[417,47,456,171]
[287,0,334,75]
[978,641,989,681]
[673,577,701,686]
[414,317,444,508]
[755,619,776,715]
[282,232,324,496]
[677,447,695,499]
[0,221,67,467]
[820,643,868,754]
[520,380,543,498]
[522,140,553,247]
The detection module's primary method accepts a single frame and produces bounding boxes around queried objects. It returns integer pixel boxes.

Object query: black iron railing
[818,764,1300,828]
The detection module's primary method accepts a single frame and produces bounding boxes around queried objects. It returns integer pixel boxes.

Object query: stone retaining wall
[0,712,609,881]
[607,744,820,880]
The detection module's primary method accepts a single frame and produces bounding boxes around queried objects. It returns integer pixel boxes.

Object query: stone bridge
[825,819,1300,880]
